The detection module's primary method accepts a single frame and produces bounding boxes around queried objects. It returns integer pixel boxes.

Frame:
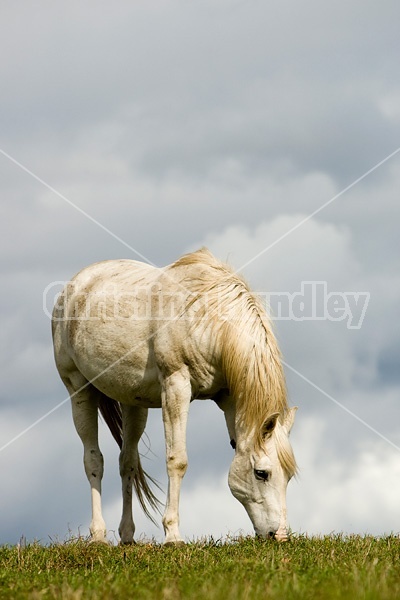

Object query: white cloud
[195,214,358,289]
[289,416,400,535]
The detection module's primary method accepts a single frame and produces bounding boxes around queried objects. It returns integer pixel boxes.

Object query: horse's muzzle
[274,528,289,542]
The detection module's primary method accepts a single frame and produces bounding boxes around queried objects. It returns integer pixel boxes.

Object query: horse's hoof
[164,540,185,547]
[119,540,136,546]
[89,538,111,546]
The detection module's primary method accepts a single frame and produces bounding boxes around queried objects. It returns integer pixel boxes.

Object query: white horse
[52,248,297,544]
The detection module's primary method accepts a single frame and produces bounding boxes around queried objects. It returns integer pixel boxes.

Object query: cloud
[0,407,83,543]
[289,416,400,535]
[2,0,400,186]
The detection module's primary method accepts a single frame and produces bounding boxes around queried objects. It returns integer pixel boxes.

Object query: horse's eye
[254,469,270,481]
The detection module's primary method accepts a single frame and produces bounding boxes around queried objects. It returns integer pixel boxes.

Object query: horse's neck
[216,395,255,452]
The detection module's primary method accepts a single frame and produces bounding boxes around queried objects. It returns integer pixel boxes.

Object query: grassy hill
[1,534,399,599]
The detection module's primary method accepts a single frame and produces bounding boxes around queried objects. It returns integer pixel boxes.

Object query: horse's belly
[70,320,162,407]
[89,363,162,408]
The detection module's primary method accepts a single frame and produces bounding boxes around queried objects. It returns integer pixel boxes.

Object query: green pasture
[1,534,399,599]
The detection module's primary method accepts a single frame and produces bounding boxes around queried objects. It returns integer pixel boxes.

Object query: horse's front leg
[161,369,191,545]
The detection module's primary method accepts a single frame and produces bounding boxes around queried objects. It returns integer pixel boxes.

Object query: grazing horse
[52,248,297,544]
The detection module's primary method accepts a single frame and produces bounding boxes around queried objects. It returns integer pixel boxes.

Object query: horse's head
[228,407,297,541]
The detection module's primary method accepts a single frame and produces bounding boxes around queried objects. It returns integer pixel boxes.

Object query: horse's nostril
[268,531,275,539]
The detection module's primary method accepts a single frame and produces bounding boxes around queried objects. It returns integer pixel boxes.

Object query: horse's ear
[261,413,280,439]
[283,407,298,434]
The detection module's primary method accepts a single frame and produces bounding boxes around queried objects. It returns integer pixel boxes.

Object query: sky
[1,0,400,545]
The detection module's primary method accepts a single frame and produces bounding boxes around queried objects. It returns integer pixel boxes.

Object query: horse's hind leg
[118,404,148,544]
[65,374,107,543]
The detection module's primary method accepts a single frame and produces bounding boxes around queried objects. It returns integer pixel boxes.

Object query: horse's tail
[98,395,123,448]
[133,457,162,525]
[98,395,162,524]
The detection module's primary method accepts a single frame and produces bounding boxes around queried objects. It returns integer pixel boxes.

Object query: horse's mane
[170,248,297,477]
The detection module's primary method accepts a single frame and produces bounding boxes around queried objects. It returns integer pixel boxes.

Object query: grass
[0,534,399,599]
